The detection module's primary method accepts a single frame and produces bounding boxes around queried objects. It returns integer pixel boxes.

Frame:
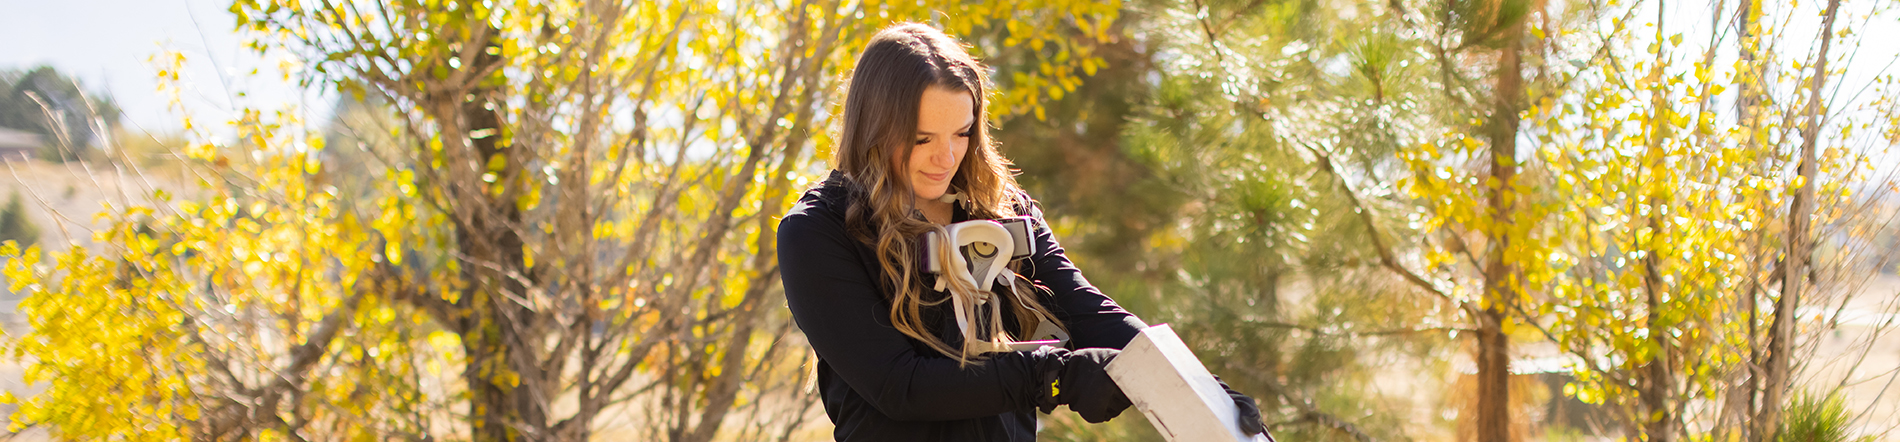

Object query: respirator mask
[922,216,1069,351]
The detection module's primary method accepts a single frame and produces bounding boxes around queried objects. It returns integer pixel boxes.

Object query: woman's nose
[932,139,956,166]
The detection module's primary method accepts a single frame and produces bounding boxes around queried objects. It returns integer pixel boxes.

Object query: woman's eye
[915,138,931,145]
[956,131,973,138]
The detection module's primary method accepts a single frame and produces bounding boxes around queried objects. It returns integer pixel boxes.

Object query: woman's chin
[914,190,949,202]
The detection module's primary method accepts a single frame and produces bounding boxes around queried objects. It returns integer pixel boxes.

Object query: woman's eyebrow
[917,119,977,136]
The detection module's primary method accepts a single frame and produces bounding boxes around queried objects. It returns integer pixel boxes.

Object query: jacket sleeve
[777,208,1054,421]
[1020,202,1150,350]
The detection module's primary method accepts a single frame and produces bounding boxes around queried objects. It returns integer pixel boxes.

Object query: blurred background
[2,0,1899,441]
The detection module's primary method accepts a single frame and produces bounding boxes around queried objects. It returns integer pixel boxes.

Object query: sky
[0,0,317,134]
[2,0,1897,151]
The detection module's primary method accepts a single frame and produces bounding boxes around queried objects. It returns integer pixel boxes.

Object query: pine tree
[0,191,38,247]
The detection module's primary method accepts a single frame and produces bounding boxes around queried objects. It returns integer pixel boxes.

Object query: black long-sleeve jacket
[777,171,1148,441]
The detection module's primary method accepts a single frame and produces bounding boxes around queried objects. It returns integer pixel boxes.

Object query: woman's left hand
[1214,376,1274,441]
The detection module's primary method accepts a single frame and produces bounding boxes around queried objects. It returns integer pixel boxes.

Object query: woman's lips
[922,171,951,182]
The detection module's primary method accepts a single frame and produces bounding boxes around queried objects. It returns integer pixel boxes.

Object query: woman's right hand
[1036,347,1132,423]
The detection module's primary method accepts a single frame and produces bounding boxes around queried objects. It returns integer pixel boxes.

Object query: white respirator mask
[922,217,1068,351]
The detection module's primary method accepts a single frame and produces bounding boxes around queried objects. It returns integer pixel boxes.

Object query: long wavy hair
[835,22,1064,366]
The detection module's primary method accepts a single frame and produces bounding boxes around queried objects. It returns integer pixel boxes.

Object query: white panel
[1104,324,1270,442]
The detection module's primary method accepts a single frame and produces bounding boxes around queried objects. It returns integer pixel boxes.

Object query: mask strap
[937,221,1014,347]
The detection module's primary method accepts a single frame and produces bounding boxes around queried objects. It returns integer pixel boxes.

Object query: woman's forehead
[917,87,975,132]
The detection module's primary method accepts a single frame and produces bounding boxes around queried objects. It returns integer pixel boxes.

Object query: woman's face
[907,86,975,203]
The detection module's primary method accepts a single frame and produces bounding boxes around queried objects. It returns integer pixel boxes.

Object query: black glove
[1033,347,1132,423]
[1215,375,1273,441]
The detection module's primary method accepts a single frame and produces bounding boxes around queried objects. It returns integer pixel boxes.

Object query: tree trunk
[447,25,548,442]
[1474,308,1512,442]
[1477,14,1525,442]
[1725,1,1764,439]
[1641,252,1677,442]
[1639,3,1679,440]
[1753,0,1840,439]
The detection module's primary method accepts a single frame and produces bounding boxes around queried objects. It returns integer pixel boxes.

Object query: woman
[777,22,1270,441]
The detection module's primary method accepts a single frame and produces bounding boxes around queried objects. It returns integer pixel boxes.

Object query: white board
[1105,324,1270,442]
